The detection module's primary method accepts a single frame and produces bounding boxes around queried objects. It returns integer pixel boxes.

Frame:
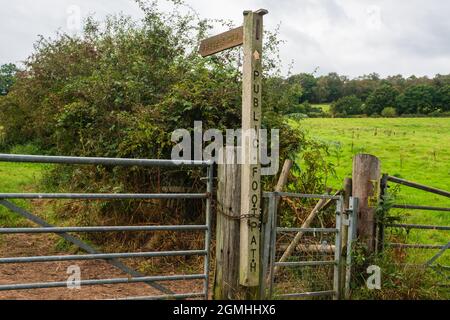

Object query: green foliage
[287,73,316,103]
[365,84,399,116]
[436,85,450,111]
[270,72,450,117]
[0,63,18,95]
[351,250,447,300]
[396,84,437,115]
[330,95,363,117]
[9,143,42,155]
[381,107,397,118]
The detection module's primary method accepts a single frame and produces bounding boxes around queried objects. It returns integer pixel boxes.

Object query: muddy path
[0,232,204,300]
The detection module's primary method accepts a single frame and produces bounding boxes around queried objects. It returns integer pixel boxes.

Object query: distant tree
[396,84,437,115]
[381,107,397,118]
[386,74,406,91]
[265,76,303,114]
[330,95,363,117]
[288,73,316,103]
[328,73,346,102]
[343,73,380,101]
[312,77,329,103]
[433,74,450,87]
[436,85,450,112]
[0,63,18,95]
[365,84,399,116]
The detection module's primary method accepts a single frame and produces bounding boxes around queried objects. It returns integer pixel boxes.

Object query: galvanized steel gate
[261,192,358,300]
[0,154,214,300]
[380,175,450,283]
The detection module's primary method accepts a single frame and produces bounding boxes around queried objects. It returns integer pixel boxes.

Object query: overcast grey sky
[1,0,449,78]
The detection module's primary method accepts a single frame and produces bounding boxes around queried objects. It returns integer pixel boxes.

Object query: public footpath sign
[239,9,267,287]
[199,9,268,288]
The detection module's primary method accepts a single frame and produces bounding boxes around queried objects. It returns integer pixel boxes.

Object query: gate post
[340,178,352,295]
[213,149,242,299]
[352,154,381,253]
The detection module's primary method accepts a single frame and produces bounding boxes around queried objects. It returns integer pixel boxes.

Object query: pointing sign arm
[199,26,244,57]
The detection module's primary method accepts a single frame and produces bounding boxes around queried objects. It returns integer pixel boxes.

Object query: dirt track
[0,233,203,300]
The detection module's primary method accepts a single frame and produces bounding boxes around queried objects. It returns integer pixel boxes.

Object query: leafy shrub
[9,143,42,155]
[330,95,363,117]
[381,107,397,118]
[365,84,399,116]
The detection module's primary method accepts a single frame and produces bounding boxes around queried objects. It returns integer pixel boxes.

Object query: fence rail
[386,175,450,198]
[391,204,450,212]
[382,175,450,274]
[0,153,214,300]
[387,224,450,231]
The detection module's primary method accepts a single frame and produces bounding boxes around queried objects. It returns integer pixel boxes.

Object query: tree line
[286,72,450,117]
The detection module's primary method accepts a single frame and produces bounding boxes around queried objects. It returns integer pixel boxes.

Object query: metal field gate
[261,192,358,300]
[0,154,214,300]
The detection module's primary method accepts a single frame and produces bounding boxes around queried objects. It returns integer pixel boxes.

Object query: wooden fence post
[213,149,242,299]
[352,154,381,253]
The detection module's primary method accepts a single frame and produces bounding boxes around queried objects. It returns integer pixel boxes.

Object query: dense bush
[381,107,397,118]
[330,95,363,117]
[365,84,399,116]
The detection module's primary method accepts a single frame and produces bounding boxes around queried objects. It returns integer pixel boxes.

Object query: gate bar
[0,225,208,234]
[0,193,207,200]
[391,204,450,212]
[263,192,340,200]
[332,197,344,300]
[0,154,210,167]
[202,164,214,299]
[344,197,358,299]
[277,227,338,233]
[0,250,207,264]
[426,242,450,267]
[0,200,173,294]
[386,243,446,249]
[387,224,450,231]
[0,274,206,291]
[386,176,450,198]
[278,290,335,298]
[114,292,205,300]
[274,261,336,267]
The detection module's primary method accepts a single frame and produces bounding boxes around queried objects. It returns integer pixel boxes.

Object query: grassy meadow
[0,163,44,226]
[295,117,450,265]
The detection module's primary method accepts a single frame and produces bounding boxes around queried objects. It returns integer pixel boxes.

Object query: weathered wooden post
[200,8,268,299]
[214,149,242,299]
[239,9,267,294]
[352,154,381,253]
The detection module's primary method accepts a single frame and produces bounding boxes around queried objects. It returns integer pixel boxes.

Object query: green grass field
[0,163,44,226]
[312,103,331,113]
[296,117,450,265]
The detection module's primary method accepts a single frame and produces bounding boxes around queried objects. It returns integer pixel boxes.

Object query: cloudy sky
[1,0,449,78]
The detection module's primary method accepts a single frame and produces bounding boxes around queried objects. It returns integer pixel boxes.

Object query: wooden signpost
[200,9,268,294]
[239,9,267,288]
